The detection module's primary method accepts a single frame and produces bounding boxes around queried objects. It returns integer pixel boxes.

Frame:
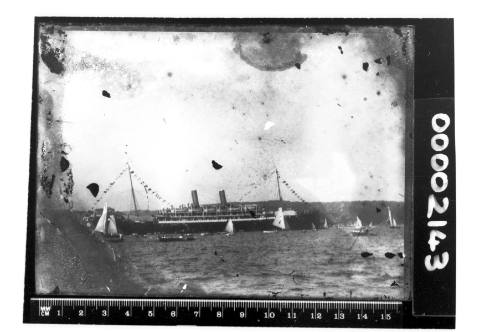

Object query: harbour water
[111,225,405,299]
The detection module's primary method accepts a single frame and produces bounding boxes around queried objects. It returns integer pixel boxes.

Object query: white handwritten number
[431,153,449,172]
[431,113,450,133]
[427,194,449,218]
[425,112,451,272]
[425,252,449,271]
[428,230,447,252]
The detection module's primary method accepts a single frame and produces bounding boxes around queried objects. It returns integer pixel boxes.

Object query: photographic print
[33,21,413,303]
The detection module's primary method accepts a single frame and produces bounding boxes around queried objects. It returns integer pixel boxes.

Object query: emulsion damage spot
[233,32,308,71]
[86,183,100,197]
[211,160,223,170]
[60,156,70,172]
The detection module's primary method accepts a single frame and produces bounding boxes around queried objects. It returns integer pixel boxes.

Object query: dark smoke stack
[219,190,227,206]
[191,190,200,208]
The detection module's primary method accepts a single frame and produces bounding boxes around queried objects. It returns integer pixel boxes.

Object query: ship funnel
[219,190,227,206]
[191,190,200,208]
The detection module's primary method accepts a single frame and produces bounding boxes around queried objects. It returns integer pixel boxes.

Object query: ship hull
[115,211,321,235]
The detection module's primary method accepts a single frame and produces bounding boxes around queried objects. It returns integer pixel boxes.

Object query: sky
[38,27,412,210]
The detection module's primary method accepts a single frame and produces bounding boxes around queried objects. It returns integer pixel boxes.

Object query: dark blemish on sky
[294,63,301,69]
[338,46,343,54]
[385,252,396,259]
[234,139,239,144]
[258,136,262,141]
[60,156,70,172]
[280,139,287,144]
[363,97,367,101]
[350,115,354,119]
[167,72,173,77]
[386,55,391,65]
[374,58,382,64]
[102,90,111,98]
[377,91,381,96]
[378,188,382,192]
[86,183,99,197]
[362,62,369,71]
[211,160,223,170]
[342,74,347,80]
[337,103,342,107]
[376,72,380,76]
[261,101,265,105]
[361,252,373,258]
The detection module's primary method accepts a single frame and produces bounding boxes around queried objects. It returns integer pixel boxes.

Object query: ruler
[29,298,403,327]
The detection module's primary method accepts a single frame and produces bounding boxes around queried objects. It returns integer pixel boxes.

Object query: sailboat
[351,216,369,236]
[387,206,401,228]
[272,207,287,230]
[224,219,234,235]
[94,203,123,242]
[323,218,329,229]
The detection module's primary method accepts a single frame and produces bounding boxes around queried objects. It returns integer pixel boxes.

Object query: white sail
[225,219,234,233]
[392,218,397,227]
[354,216,363,229]
[312,223,316,230]
[387,206,393,226]
[323,218,328,229]
[94,203,108,233]
[273,208,286,230]
[369,222,373,228]
[107,215,119,236]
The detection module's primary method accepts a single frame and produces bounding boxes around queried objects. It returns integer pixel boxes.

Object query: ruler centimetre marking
[30,298,403,326]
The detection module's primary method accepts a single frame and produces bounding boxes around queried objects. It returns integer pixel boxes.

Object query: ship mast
[127,163,139,216]
[276,169,283,202]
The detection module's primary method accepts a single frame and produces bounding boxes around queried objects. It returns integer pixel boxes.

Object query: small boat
[323,218,329,229]
[94,203,124,242]
[387,207,401,228]
[351,216,369,236]
[263,230,277,234]
[224,219,234,235]
[158,234,195,242]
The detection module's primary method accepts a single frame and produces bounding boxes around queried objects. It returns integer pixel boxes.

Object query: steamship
[85,169,323,235]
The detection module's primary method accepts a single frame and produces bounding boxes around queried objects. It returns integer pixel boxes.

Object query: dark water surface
[112,226,405,299]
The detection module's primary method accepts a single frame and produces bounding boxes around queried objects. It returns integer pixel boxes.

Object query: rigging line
[348,230,362,251]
